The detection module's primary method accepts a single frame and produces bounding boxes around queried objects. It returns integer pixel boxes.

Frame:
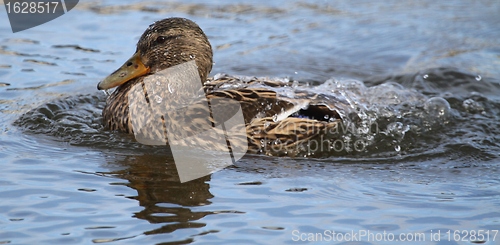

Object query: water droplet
[190,54,196,59]
[156,81,161,85]
[475,75,482,81]
[294,71,298,74]
[423,74,429,79]
[272,114,279,122]
[324,115,330,120]
[154,95,163,103]
[394,145,401,152]
[462,98,484,113]
[424,97,450,117]
[167,83,174,93]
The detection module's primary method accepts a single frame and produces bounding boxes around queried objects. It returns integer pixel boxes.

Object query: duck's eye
[155,36,168,44]
[155,35,180,45]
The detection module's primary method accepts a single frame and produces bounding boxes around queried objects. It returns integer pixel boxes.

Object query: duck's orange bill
[97,51,150,90]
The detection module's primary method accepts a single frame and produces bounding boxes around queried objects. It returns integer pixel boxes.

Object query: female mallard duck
[98,17,344,156]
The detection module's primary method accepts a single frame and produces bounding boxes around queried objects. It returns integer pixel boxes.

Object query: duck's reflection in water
[108,153,215,235]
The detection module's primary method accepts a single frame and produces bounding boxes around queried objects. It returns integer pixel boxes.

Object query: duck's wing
[207,88,299,124]
[205,75,343,124]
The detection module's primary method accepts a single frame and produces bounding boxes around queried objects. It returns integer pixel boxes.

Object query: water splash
[290,77,452,156]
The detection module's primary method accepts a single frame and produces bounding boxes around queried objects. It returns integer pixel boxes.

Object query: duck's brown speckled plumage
[99,17,341,156]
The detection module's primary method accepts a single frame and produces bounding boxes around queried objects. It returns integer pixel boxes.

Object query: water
[1,0,500,244]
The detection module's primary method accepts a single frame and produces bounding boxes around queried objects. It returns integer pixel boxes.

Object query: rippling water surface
[1,0,499,244]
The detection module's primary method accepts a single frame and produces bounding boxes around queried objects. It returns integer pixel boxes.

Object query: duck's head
[97,18,213,90]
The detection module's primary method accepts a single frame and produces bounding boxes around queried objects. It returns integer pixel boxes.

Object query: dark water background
[1,0,499,244]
